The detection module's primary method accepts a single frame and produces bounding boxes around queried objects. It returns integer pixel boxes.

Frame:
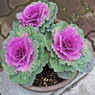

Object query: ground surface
[0,0,95,95]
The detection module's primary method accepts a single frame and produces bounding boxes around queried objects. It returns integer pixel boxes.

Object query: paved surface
[0,0,95,95]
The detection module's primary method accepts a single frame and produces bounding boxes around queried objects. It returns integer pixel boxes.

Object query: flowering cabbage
[16,0,58,33]
[1,25,48,86]
[45,21,92,79]
[17,2,49,27]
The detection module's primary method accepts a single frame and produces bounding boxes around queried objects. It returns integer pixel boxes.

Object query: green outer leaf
[50,57,64,72]
[14,25,39,38]
[9,72,30,84]
[30,52,48,74]
[20,71,31,79]
[22,73,36,86]
[9,31,18,37]
[32,40,39,61]
[46,23,54,32]
[27,25,39,34]
[47,2,54,21]
[2,62,17,75]
[82,39,89,56]
[78,48,91,65]
[39,0,58,33]
[9,70,33,84]
[30,59,40,72]
[77,64,86,72]
[50,56,78,72]
[59,59,78,67]
[17,26,32,37]
[39,24,46,33]
[12,21,20,31]
[39,52,48,67]
[1,49,6,60]
[70,24,84,39]
[52,21,67,35]
[31,33,46,54]
[57,71,77,79]
[84,54,95,73]
[9,73,21,83]
[45,31,52,51]
[47,62,52,69]
[51,50,57,57]
[33,49,39,61]
[19,71,32,84]
[32,64,43,74]
[45,3,58,27]
[40,0,55,21]
[32,40,39,49]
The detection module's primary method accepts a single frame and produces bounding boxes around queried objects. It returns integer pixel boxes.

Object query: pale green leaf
[1,49,6,60]
[2,62,17,75]
[9,73,21,83]
[12,21,20,31]
[52,21,67,35]
[39,52,48,67]
[57,71,77,79]
[30,59,40,72]
[84,54,95,73]
[50,57,64,72]
[70,24,84,39]
[32,64,43,74]
[22,73,36,86]
[31,33,46,54]
[32,40,39,50]
[45,31,52,51]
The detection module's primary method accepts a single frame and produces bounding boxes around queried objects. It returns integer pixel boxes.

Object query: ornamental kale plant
[45,21,94,79]
[1,0,94,87]
[1,25,48,86]
[16,0,58,33]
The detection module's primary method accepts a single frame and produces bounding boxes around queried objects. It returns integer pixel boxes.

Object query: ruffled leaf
[77,64,86,72]
[12,21,20,31]
[70,24,84,39]
[27,25,39,35]
[39,0,58,33]
[45,31,52,51]
[22,73,36,86]
[39,52,48,67]
[13,25,39,38]
[78,48,91,65]
[9,31,18,37]
[30,60,40,72]
[32,64,43,74]
[50,57,64,72]
[1,49,6,60]
[84,54,95,73]
[31,33,46,54]
[52,21,67,35]
[2,62,17,75]
[59,59,78,67]
[57,71,77,79]
[9,73,21,83]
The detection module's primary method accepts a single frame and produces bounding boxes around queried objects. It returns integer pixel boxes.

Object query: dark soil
[33,65,64,87]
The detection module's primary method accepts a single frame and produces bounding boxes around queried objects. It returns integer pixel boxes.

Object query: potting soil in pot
[33,65,64,87]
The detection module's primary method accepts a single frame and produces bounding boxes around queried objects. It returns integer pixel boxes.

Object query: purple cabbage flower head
[4,33,34,72]
[17,2,49,27]
[52,26,84,61]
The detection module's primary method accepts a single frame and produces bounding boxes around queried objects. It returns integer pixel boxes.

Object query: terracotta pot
[19,19,78,92]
